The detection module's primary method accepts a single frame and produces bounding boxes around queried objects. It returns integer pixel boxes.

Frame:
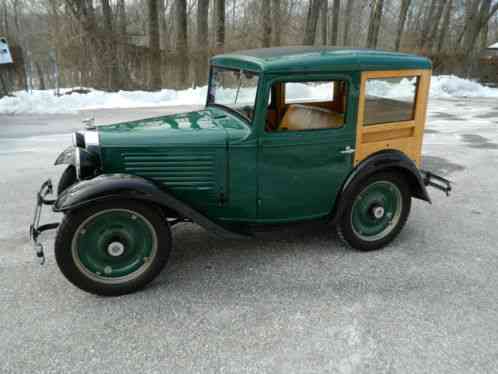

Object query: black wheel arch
[330,149,430,223]
[53,173,247,239]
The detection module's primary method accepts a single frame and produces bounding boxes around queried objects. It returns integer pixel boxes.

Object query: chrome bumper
[29,180,59,264]
[420,170,452,196]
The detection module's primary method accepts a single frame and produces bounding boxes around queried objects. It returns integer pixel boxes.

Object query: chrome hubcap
[372,205,385,219]
[107,241,125,257]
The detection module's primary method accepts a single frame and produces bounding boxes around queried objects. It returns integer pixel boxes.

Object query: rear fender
[331,150,430,223]
[54,174,246,239]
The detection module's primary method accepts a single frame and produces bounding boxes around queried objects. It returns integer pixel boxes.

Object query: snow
[1,75,498,115]
[488,42,498,49]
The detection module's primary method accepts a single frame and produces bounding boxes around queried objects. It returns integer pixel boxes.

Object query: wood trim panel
[355,69,432,167]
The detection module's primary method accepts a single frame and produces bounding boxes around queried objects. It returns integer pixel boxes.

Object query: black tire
[55,199,171,296]
[57,165,77,195]
[336,172,411,251]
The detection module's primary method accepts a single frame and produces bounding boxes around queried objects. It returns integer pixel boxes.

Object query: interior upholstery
[278,104,344,131]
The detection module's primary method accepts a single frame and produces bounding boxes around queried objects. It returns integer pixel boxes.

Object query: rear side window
[363,77,419,125]
[285,81,334,103]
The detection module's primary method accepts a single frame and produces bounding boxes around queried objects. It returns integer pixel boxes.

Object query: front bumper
[29,180,60,264]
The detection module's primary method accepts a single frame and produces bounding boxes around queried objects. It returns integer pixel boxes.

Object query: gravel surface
[1,100,497,373]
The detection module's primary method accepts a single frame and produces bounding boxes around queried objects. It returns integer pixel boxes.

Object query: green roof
[211,46,432,73]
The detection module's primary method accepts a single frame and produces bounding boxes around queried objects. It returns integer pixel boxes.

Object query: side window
[266,80,348,132]
[364,76,419,125]
[285,82,334,104]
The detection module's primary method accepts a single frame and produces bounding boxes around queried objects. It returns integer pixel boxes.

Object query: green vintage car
[31,47,451,296]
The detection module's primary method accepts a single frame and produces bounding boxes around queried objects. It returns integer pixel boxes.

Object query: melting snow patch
[1,75,498,115]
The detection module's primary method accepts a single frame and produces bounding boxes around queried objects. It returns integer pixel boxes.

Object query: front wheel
[337,172,411,251]
[55,199,171,296]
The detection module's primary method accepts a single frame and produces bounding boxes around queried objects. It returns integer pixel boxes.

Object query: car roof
[211,46,432,73]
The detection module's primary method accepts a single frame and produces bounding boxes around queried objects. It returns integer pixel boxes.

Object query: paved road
[1,100,497,373]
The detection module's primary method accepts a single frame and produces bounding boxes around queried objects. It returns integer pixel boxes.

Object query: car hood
[97,107,250,147]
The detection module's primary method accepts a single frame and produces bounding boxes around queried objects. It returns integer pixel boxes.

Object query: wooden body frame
[354,69,432,167]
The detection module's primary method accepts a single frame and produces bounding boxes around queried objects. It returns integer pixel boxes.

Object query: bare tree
[426,0,447,51]
[273,0,281,46]
[215,0,225,51]
[343,0,354,46]
[176,0,188,87]
[366,0,384,49]
[303,0,322,45]
[195,0,209,86]
[437,0,453,52]
[329,0,340,45]
[394,0,411,51]
[320,0,327,45]
[262,0,272,47]
[461,0,498,57]
[419,0,438,49]
[148,0,161,90]
[102,0,121,91]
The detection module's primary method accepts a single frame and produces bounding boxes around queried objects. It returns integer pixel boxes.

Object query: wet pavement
[1,99,497,373]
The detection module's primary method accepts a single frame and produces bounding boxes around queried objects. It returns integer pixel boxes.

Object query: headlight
[84,131,99,147]
[74,147,98,180]
[72,132,85,148]
[74,147,82,180]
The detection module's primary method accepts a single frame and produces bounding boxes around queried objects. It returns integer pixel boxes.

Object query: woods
[0,0,498,93]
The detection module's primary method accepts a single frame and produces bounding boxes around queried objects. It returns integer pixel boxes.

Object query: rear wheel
[337,172,411,251]
[55,199,171,296]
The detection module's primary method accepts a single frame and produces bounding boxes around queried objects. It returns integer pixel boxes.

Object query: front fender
[53,174,246,239]
[54,146,75,165]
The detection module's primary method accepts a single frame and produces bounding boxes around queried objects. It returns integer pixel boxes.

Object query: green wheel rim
[71,209,157,284]
[351,181,402,242]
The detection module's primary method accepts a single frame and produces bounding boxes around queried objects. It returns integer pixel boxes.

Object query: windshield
[207,66,259,122]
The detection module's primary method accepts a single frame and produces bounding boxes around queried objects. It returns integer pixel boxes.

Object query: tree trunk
[1,0,8,35]
[461,0,498,75]
[158,0,167,50]
[148,0,162,90]
[262,0,272,47]
[394,0,411,51]
[480,0,491,48]
[176,0,188,87]
[303,0,322,45]
[116,0,131,88]
[463,0,498,55]
[437,0,453,52]
[342,0,354,46]
[329,0,340,45]
[419,0,438,49]
[426,0,447,51]
[366,0,384,49]
[320,0,327,45]
[195,0,209,86]
[273,0,281,46]
[101,0,121,91]
[35,62,46,90]
[215,0,225,51]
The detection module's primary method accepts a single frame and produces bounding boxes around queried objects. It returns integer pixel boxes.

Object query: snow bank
[430,75,498,98]
[0,87,208,115]
[1,75,498,115]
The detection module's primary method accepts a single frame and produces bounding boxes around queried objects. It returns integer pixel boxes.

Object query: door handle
[340,146,355,154]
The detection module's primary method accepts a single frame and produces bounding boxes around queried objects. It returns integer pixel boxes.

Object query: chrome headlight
[74,146,82,180]
[74,146,99,180]
[72,132,85,148]
[84,131,99,147]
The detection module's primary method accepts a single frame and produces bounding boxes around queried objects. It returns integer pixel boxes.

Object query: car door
[257,74,357,222]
